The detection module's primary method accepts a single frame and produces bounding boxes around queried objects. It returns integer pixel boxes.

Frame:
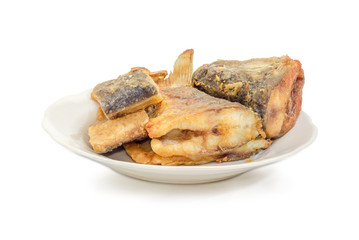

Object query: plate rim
[42,90,318,172]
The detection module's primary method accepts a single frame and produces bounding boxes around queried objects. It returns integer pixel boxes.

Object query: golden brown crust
[123,140,156,165]
[89,49,279,165]
[145,86,253,138]
[129,67,151,75]
[264,59,304,138]
[192,55,304,139]
[88,110,149,153]
[144,86,265,157]
[282,66,304,133]
[124,139,271,166]
[95,107,107,123]
[92,68,163,120]
[150,70,168,83]
[124,140,217,166]
[155,49,194,88]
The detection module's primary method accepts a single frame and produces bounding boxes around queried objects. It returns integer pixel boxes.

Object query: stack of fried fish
[89,49,304,166]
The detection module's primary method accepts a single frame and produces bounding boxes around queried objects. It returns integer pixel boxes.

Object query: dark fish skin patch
[92,69,160,118]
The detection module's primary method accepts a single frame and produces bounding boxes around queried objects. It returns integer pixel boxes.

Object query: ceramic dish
[43,90,317,184]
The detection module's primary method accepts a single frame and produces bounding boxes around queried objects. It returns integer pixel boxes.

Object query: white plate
[43,90,317,184]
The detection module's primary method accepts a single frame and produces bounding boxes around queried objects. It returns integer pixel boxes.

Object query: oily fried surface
[192,55,304,138]
[89,49,276,165]
[88,110,149,153]
[124,139,271,166]
[124,140,217,166]
[146,87,249,138]
[95,107,107,123]
[265,61,304,138]
[92,68,162,119]
[150,70,168,83]
[145,86,265,157]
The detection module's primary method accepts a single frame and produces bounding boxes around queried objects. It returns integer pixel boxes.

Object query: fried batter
[88,110,149,153]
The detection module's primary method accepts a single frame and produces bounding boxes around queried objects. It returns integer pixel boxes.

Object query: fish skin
[192,56,304,138]
[92,68,162,120]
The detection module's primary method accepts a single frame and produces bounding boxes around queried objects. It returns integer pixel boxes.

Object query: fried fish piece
[124,138,270,166]
[88,110,149,153]
[154,49,194,88]
[92,67,163,120]
[149,70,168,83]
[144,49,269,160]
[124,140,217,166]
[192,56,304,138]
[95,107,107,123]
[145,86,267,157]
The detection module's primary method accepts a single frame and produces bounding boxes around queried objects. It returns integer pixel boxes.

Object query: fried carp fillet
[88,109,149,153]
[88,68,167,153]
[145,86,268,157]
[91,67,163,119]
[124,139,270,166]
[192,56,304,138]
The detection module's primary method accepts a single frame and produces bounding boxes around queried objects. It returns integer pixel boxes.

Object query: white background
[1,0,358,239]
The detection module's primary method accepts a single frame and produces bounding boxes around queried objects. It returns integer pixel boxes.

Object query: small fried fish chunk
[145,87,267,157]
[92,67,163,120]
[88,110,149,153]
[192,56,304,138]
[144,49,269,159]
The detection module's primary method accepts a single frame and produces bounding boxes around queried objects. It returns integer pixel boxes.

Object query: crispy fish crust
[90,49,273,165]
[92,67,163,120]
[95,107,107,122]
[154,49,193,88]
[145,86,267,157]
[124,140,217,166]
[149,70,168,83]
[124,139,271,166]
[192,56,304,138]
[88,110,149,153]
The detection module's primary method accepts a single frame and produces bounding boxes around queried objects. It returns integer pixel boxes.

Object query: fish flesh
[192,56,304,138]
[124,140,217,166]
[92,67,163,119]
[124,138,270,166]
[135,49,271,164]
[88,109,149,153]
[145,86,269,158]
